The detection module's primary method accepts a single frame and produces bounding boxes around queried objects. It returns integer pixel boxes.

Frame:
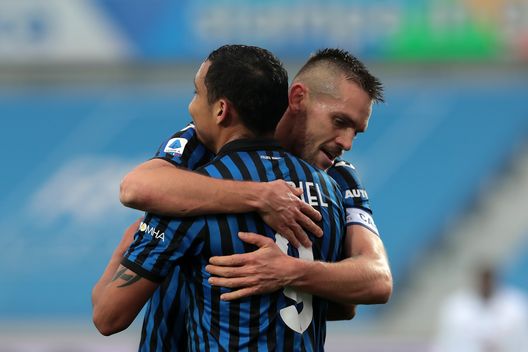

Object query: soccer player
[92,44,347,351]
[116,49,391,350]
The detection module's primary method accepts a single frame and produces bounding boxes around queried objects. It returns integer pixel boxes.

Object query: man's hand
[206,232,296,301]
[257,180,322,248]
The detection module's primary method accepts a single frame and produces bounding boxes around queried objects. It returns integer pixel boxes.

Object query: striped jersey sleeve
[153,123,214,169]
[327,158,380,236]
[122,213,206,283]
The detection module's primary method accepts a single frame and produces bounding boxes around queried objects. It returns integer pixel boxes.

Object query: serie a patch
[164,137,188,156]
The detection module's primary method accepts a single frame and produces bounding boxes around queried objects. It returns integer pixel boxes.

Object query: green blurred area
[386,5,503,61]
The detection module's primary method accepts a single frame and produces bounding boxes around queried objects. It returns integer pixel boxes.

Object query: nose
[335,129,354,151]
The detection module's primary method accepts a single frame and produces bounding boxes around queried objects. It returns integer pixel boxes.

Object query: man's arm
[92,219,159,335]
[205,225,392,305]
[120,159,322,247]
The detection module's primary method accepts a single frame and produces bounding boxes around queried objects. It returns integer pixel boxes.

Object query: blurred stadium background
[1,0,527,351]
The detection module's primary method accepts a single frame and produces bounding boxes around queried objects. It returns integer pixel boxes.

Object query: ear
[214,99,229,125]
[288,83,307,112]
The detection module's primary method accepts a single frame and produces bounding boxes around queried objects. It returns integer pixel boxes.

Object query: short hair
[205,45,289,135]
[295,48,384,103]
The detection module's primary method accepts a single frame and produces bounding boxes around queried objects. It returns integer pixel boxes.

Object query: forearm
[120,161,263,216]
[92,218,147,335]
[287,255,392,305]
[92,253,129,335]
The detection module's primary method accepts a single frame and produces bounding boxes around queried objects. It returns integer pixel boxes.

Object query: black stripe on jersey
[216,160,242,351]
[186,227,209,352]
[229,152,252,182]
[242,153,278,351]
[188,280,200,352]
[162,273,186,351]
[249,152,269,183]
[319,177,338,261]
[210,159,239,349]
[148,280,167,352]
[248,155,279,352]
[152,219,195,274]
[283,153,300,185]
[139,302,150,350]
[180,130,201,160]
[282,157,305,349]
[268,150,285,180]
[227,154,261,350]
[303,161,338,262]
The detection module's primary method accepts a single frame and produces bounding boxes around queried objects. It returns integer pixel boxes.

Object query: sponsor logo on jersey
[345,188,368,199]
[164,137,188,156]
[139,222,165,241]
[260,155,282,160]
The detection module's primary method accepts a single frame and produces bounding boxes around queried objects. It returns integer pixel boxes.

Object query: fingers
[209,253,248,266]
[277,228,301,248]
[237,232,274,247]
[295,211,323,238]
[290,187,304,197]
[220,287,256,301]
[208,276,252,289]
[208,233,272,266]
[288,223,312,248]
[299,202,322,222]
[206,263,244,278]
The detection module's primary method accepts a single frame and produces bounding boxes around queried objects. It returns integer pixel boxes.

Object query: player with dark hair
[92,44,348,351]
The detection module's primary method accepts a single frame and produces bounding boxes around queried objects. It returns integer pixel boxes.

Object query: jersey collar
[216,138,284,157]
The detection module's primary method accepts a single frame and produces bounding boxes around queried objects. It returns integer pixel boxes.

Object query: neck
[213,126,260,154]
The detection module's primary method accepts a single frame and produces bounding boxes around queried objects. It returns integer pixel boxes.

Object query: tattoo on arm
[112,266,142,288]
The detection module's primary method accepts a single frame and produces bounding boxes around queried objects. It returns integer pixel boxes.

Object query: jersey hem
[121,257,165,283]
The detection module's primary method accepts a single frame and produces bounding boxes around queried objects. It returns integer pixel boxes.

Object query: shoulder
[327,157,372,211]
[154,123,213,169]
[327,158,362,184]
[157,123,200,157]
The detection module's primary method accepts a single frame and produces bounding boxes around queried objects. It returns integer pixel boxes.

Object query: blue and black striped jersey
[139,123,214,352]
[123,138,346,351]
[327,158,379,236]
